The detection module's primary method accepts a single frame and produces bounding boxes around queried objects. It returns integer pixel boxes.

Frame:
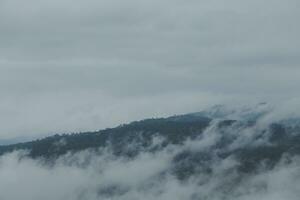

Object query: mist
[1,0,299,199]
[1,109,300,200]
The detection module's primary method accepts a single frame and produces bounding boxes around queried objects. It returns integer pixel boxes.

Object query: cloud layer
[1,117,300,200]
[0,0,299,139]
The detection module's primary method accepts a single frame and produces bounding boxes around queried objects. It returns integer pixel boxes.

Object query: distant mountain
[2,105,300,199]
[188,102,271,121]
[1,105,300,179]
[0,136,40,146]
[0,115,211,160]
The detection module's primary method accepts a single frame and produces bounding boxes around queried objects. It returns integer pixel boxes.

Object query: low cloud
[1,117,300,200]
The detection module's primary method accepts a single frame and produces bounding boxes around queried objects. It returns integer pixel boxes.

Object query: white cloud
[1,129,300,200]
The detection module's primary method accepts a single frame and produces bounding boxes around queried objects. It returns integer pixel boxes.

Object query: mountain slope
[1,106,300,199]
[0,115,211,159]
[1,108,300,176]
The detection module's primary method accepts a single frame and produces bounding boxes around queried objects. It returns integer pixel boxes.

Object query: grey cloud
[0,0,300,139]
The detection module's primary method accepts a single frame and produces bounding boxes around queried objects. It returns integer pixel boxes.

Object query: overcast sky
[0,0,299,140]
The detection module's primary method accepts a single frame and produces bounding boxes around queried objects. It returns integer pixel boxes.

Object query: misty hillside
[1,105,300,177]
[2,105,300,199]
[2,0,299,199]
[0,115,211,159]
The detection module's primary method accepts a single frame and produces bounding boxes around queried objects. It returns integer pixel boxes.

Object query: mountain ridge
[1,107,300,177]
[2,106,300,199]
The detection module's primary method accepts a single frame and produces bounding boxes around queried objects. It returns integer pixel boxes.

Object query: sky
[0,0,300,140]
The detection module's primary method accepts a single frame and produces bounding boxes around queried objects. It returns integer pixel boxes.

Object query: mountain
[1,104,300,176]
[0,115,211,160]
[1,105,300,199]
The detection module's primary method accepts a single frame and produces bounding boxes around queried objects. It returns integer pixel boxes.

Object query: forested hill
[1,108,300,177]
[0,114,211,159]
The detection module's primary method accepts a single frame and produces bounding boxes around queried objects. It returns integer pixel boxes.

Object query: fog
[1,111,300,200]
[1,0,299,198]
[0,142,299,200]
